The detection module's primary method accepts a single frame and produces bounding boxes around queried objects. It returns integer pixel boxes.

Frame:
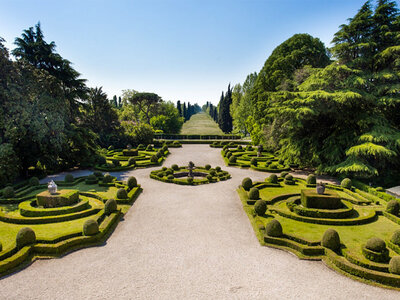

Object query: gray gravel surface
[1,145,399,299]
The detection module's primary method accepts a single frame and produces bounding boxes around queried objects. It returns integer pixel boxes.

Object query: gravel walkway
[0,145,398,299]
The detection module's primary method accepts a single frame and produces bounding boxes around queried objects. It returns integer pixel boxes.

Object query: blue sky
[1,0,369,105]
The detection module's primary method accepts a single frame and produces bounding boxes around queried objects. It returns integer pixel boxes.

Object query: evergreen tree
[112,95,118,108]
[183,102,187,121]
[177,100,182,116]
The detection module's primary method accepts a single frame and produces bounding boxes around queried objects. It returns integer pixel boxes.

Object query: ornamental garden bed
[238,174,400,290]
[150,163,231,185]
[0,173,142,277]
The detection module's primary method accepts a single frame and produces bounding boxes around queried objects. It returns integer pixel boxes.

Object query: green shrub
[242,177,252,191]
[150,155,158,163]
[223,145,228,151]
[167,175,174,180]
[128,157,136,166]
[116,188,128,199]
[280,171,289,178]
[250,158,257,166]
[386,200,400,216]
[87,174,96,180]
[322,229,340,251]
[138,144,145,150]
[98,156,107,165]
[157,172,164,178]
[83,219,99,236]
[171,164,179,171]
[0,241,2,252]
[65,174,74,183]
[389,256,400,275]
[205,164,211,170]
[172,141,181,146]
[229,156,237,163]
[269,162,278,169]
[210,170,216,176]
[103,173,113,183]
[187,177,193,184]
[278,159,284,165]
[111,159,121,167]
[284,174,295,185]
[206,174,213,181]
[3,186,14,198]
[341,178,352,189]
[215,166,221,172]
[127,176,137,189]
[226,151,232,158]
[306,174,316,185]
[254,200,267,216]
[391,230,400,245]
[249,187,260,200]
[268,174,278,184]
[93,171,103,178]
[376,187,385,192]
[105,198,117,215]
[146,145,153,151]
[16,227,36,249]
[365,237,386,252]
[162,145,168,152]
[237,145,243,150]
[265,219,283,237]
[29,177,40,186]
[165,169,173,176]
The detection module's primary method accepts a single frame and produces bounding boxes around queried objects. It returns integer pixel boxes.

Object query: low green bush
[93,171,103,178]
[127,176,137,189]
[386,200,400,216]
[171,164,179,171]
[29,177,40,186]
[83,219,99,236]
[306,174,316,185]
[226,151,232,158]
[150,155,158,163]
[254,200,267,216]
[187,177,193,184]
[229,156,237,163]
[391,230,400,245]
[65,174,74,183]
[389,256,400,275]
[16,227,36,249]
[250,158,257,166]
[128,157,136,166]
[98,156,107,165]
[116,188,128,199]
[341,178,352,189]
[280,171,289,178]
[265,219,283,237]
[103,173,113,183]
[322,229,340,251]
[269,162,278,169]
[167,175,174,180]
[206,174,213,181]
[365,237,386,253]
[249,187,260,200]
[146,145,153,151]
[269,174,278,184]
[205,164,211,170]
[86,174,97,184]
[138,144,145,150]
[215,166,221,172]
[3,186,15,198]
[242,177,252,191]
[210,170,216,176]
[284,174,295,185]
[105,198,117,215]
[111,159,121,167]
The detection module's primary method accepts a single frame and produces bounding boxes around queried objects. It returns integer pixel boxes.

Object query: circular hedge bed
[150,165,231,185]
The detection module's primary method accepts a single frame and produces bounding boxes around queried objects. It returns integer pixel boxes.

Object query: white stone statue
[48,180,58,194]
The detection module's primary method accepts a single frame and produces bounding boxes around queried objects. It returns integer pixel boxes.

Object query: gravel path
[0,145,398,299]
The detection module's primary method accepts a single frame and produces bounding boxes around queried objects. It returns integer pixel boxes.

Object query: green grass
[180,112,224,135]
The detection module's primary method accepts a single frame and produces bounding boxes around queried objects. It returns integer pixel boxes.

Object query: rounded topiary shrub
[322,229,341,251]
[205,164,211,170]
[226,151,232,159]
[104,198,117,215]
[83,219,99,236]
[150,155,158,163]
[265,219,283,237]
[242,177,252,191]
[98,156,107,165]
[269,162,278,169]
[389,256,400,275]
[254,200,267,216]
[29,177,40,186]
[365,237,386,252]
[116,188,128,199]
[111,159,121,167]
[210,170,216,176]
[127,176,137,189]
[65,174,74,183]
[171,164,179,171]
[250,158,257,166]
[229,156,237,163]
[215,166,221,172]
[249,187,260,200]
[167,175,174,180]
[341,178,352,189]
[306,174,316,185]
[3,186,14,198]
[103,173,113,183]
[128,157,136,166]
[391,230,400,245]
[269,174,278,184]
[93,171,103,178]
[206,174,213,181]
[16,227,36,249]
[187,177,194,184]
[386,200,400,216]
[280,171,289,178]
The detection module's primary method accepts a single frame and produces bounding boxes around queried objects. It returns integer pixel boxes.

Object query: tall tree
[177,100,182,117]
[127,92,161,124]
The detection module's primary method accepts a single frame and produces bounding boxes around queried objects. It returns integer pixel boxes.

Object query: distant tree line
[176,101,201,121]
[203,102,218,122]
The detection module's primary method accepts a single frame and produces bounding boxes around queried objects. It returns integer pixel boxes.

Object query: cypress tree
[183,102,187,121]
[177,100,182,117]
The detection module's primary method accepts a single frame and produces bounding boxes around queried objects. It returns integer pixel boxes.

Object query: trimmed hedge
[83,219,99,236]
[265,219,283,237]
[16,227,36,249]
[322,229,340,251]
[248,188,259,200]
[242,177,252,191]
[254,200,267,216]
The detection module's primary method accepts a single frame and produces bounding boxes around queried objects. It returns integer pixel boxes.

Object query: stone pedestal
[36,189,79,208]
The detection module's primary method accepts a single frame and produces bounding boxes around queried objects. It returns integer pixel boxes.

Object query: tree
[177,100,182,117]
[126,92,161,124]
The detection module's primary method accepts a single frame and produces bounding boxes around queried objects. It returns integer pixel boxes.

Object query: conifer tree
[177,100,182,117]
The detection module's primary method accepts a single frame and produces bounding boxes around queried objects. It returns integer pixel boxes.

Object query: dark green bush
[205,164,211,170]
[157,172,164,178]
[278,159,284,165]
[171,164,179,171]
[389,256,400,275]
[105,198,117,215]
[376,187,385,192]
[165,169,173,176]
[242,177,252,191]
[93,171,103,178]
[103,173,113,183]
[215,166,221,172]
[65,174,74,183]
[254,200,267,216]
[127,176,137,189]
[226,151,232,158]
[111,159,121,167]
[321,229,340,251]
[167,175,174,180]
[87,174,96,180]
[341,178,352,189]
[83,219,99,236]
[265,219,282,237]
[150,155,158,163]
[223,145,228,151]
[285,174,293,181]
[128,157,136,166]
[206,174,213,181]
[210,170,216,176]
[391,230,400,245]
[269,174,278,184]
[307,174,316,185]
[16,227,36,249]
[386,200,400,216]
[237,145,243,150]
[98,156,107,165]
[29,177,40,186]
[146,145,153,151]
[187,177,193,184]
[138,144,145,150]
[280,171,289,178]
[249,187,260,200]
[365,237,386,252]
[3,186,15,198]
[172,141,180,146]
[162,145,168,152]
[250,158,257,166]
[229,156,237,163]
[269,162,278,169]
[116,188,128,199]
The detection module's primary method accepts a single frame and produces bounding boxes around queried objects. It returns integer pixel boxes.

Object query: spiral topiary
[265,219,283,237]
[104,198,117,215]
[341,178,352,189]
[127,176,137,189]
[83,219,99,236]
[269,174,278,184]
[3,186,14,198]
[16,227,36,249]
[65,174,74,183]
[386,200,400,216]
[187,177,194,184]
[128,157,136,166]
[29,177,40,186]
[254,200,267,216]
[322,229,341,251]
[389,256,400,275]
[229,156,237,163]
[116,188,128,199]
[306,174,316,185]
[249,187,260,200]
[250,158,257,166]
[365,237,386,252]
[242,177,252,191]
[391,230,400,245]
[171,164,179,171]
[205,164,211,170]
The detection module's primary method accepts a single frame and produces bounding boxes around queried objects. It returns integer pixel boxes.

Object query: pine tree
[177,100,182,117]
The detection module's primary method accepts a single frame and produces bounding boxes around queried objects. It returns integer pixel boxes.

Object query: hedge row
[383,211,400,225]
[263,234,325,257]
[154,134,241,140]
[342,248,389,273]
[19,199,90,217]
[288,198,355,219]
[115,186,142,205]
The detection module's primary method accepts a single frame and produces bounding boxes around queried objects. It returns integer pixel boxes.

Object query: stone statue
[48,180,58,195]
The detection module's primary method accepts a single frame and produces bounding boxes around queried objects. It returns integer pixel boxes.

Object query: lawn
[180,112,224,135]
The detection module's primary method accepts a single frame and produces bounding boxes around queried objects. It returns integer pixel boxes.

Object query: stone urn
[316,182,325,195]
[48,180,58,195]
